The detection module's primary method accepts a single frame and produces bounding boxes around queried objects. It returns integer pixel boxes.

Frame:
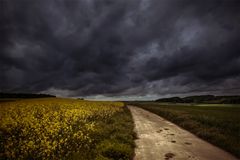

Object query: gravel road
[128,106,238,160]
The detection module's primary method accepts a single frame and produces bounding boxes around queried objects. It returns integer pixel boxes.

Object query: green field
[127,102,240,158]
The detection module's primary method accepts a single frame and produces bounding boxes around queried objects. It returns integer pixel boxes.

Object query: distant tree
[0,93,56,99]
[155,95,240,104]
[156,97,183,103]
[182,95,215,103]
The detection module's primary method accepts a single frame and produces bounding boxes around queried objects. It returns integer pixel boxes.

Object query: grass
[92,106,135,160]
[127,102,240,158]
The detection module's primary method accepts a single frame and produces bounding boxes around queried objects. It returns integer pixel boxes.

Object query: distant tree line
[0,93,56,99]
[156,95,240,104]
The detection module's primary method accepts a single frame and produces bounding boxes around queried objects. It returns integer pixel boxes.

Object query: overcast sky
[1,0,240,100]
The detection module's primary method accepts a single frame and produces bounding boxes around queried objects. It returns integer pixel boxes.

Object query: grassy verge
[91,107,135,160]
[127,102,240,158]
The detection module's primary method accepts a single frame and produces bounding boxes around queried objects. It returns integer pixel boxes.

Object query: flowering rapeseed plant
[0,98,124,159]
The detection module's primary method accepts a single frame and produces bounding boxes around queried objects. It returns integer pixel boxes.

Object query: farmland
[127,102,240,158]
[0,98,135,159]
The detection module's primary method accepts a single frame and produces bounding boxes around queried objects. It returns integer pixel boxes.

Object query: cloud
[1,0,240,99]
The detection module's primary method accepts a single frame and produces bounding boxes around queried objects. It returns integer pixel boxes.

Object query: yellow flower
[0,98,124,159]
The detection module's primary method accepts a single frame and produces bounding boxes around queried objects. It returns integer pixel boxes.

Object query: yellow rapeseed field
[0,98,125,159]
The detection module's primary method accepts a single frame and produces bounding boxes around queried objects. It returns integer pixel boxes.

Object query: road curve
[128,106,238,160]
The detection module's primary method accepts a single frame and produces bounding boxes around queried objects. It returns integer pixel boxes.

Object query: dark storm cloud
[1,0,240,98]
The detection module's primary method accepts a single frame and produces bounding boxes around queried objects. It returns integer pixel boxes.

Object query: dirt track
[128,106,238,160]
